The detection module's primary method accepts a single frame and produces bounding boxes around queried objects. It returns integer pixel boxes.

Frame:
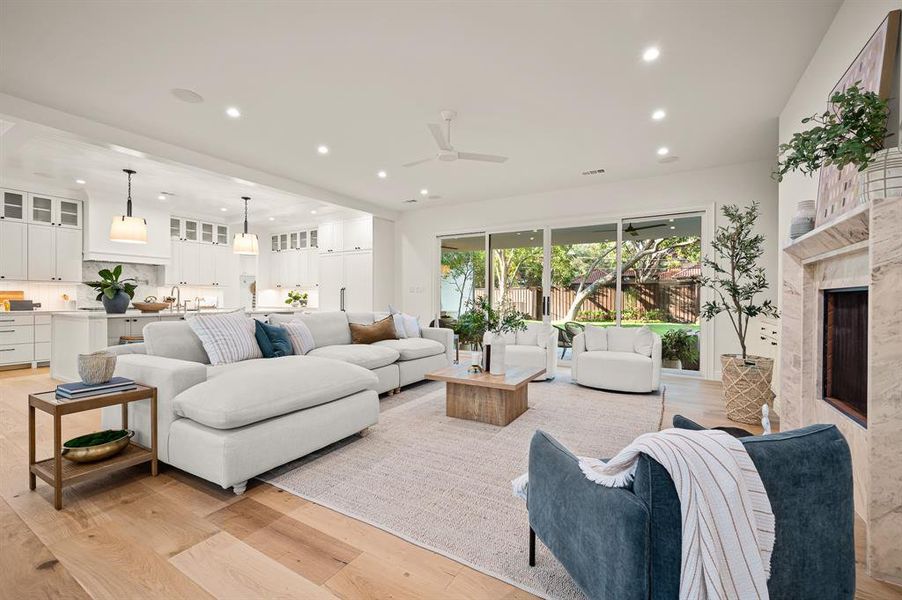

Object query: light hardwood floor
[1,367,899,599]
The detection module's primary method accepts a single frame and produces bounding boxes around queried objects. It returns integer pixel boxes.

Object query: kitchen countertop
[48,306,318,319]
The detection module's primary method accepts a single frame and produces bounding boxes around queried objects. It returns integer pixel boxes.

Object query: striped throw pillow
[282,320,316,355]
[187,311,262,365]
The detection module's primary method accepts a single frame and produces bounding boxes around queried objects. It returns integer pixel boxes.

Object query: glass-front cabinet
[30,195,53,224]
[201,222,214,244]
[1,190,25,221]
[216,225,229,245]
[58,199,81,228]
[170,217,183,239]
[184,219,199,242]
[271,234,280,252]
[309,228,318,249]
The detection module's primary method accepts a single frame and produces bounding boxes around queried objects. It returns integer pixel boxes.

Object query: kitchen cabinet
[318,221,342,253]
[27,225,82,282]
[0,220,27,280]
[0,313,51,368]
[27,194,82,228]
[317,250,371,311]
[1,189,26,221]
[106,316,163,347]
[342,217,372,251]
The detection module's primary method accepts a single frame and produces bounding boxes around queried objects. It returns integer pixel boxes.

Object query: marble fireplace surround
[781,196,902,584]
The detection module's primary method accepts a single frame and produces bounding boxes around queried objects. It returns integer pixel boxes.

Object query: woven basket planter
[720,354,774,425]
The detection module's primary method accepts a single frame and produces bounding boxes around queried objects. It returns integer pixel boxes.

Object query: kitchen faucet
[170,285,181,312]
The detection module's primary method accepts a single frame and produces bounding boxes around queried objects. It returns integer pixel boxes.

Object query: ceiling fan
[403,110,508,167]
[592,222,668,237]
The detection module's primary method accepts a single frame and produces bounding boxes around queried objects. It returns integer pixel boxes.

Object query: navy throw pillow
[254,320,294,358]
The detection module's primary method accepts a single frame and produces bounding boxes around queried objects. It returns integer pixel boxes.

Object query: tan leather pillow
[349,315,398,344]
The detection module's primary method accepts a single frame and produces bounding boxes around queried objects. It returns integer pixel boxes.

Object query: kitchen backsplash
[0,281,78,310]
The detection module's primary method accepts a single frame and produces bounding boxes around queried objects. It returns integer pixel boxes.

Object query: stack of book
[56,377,137,400]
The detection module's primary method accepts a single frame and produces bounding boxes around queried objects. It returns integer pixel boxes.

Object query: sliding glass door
[437,211,704,374]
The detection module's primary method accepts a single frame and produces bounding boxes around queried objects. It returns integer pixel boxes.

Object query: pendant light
[233,196,259,255]
[109,169,148,244]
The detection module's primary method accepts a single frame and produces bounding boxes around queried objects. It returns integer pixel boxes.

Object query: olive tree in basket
[700,201,778,424]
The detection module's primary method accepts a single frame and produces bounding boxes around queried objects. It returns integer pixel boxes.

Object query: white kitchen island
[50,307,316,382]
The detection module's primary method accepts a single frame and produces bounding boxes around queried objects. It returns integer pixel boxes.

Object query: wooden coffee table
[426,365,545,426]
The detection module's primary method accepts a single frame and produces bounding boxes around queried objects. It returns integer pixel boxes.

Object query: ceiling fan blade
[403,157,434,167]
[457,152,508,163]
[632,224,668,231]
[428,123,452,151]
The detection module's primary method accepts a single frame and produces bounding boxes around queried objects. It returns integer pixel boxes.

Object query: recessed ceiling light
[172,88,204,103]
[317,145,329,155]
[420,188,429,196]
[377,170,387,179]
[310,209,317,215]
[75,179,86,185]
[642,46,660,62]
[232,177,255,186]
[656,146,670,156]
[220,207,228,212]
[158,195,166,200]
[651,109,666,121]
[668,218,674,222]
[226,107,241,118]
[268,217,275,221]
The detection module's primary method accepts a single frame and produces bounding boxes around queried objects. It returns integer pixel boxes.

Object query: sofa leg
[233,481,248,496]
[358,427,371,438]
[529,526,536,567]
[395,386,401,394]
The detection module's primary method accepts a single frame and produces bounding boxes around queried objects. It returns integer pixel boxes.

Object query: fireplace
[822,288,868,426]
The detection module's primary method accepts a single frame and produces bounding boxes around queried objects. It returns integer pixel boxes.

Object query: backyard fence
[475,281,699,323]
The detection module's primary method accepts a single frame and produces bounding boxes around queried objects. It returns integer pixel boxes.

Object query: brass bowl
[62,430,134,463]
[132,301,170,313]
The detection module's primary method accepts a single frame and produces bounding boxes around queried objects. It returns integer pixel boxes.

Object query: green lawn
[545,320,699,336]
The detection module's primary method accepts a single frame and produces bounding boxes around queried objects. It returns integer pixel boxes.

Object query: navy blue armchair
[527,422,855,599]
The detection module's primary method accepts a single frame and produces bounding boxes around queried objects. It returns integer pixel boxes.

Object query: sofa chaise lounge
[101,311,453,494]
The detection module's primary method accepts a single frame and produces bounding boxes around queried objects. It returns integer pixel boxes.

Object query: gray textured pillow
[282,320,316,355]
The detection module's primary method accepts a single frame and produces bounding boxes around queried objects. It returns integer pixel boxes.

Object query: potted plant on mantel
[457,296,528,375]
[84,265,137,314]
[774,83,899,211]
[700,201,779,424]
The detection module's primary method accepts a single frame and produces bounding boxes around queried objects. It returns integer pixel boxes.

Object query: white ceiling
[0,118,364,226]
[0,1,840,212]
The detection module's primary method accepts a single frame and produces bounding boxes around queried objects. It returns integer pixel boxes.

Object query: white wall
[396,159,779,379]
[779,0,902,280]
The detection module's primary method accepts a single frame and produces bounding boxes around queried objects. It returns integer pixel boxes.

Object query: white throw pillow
[187,310,262,366]
[583,325,608,351]
[606,326,636,353]
[633,326,654,357]
[401,313,421,338]
[282,321,316,355]
[392,313,408,338]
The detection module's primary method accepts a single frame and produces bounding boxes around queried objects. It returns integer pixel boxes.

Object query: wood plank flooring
[1,367,899,599]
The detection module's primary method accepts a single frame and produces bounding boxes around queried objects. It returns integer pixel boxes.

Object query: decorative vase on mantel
[858,147,902,204]
[789,200,816,239]
[102,291,131,314]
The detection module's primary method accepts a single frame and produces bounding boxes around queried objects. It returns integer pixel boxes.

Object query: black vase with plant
[84,265,137,314]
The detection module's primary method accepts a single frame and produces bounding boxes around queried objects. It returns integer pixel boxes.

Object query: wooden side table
[28,384,157,510]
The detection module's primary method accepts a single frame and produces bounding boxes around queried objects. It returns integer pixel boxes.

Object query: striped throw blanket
[578,428,775,600]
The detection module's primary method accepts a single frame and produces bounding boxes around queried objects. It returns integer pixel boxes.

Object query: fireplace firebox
[822,288,868,426]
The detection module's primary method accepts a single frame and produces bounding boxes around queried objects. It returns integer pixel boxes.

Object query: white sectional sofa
[571,325,662,393]
[101,311,453,494]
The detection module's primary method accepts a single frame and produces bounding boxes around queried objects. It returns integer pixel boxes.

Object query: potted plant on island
[84,265,137,314]
[456,296,528,374]
[700,201,779,424]
[775,83,898,205]
[661,328,697,370]
[285,290,308,308]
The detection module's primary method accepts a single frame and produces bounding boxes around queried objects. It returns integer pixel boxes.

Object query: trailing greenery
[661,328,698,364]
[84,265,137,301]
[64,429,128,448]
[774,83,890,181]
[700,201,778,359]
[455,296,528,349]
[285,290,308,305]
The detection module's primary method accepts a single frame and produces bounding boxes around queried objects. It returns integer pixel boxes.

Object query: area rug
[260,377,664,599]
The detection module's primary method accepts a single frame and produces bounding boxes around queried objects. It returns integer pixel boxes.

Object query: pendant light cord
[242,196,251,235]
[123,168,136,218]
